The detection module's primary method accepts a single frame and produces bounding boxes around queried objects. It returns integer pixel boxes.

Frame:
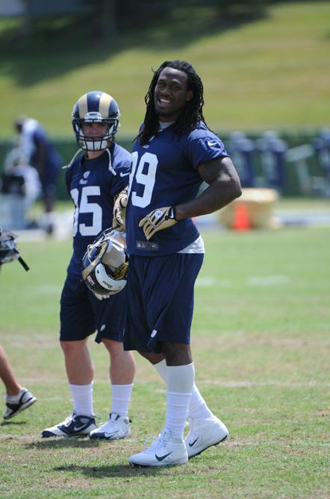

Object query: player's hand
[112,188,128,232]
[139,206,177,240]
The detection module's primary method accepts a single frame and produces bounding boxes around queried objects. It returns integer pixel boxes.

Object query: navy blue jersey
[126,122,228,255]
[66,144,131,276]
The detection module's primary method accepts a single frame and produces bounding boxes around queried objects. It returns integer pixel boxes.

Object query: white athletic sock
[6,387,25,402]
[188,384,213,419]
[154,359,167,381]
[165,363,194,439]
[70,382,94,416]
[111,383,133,417]
[154,359,213,420]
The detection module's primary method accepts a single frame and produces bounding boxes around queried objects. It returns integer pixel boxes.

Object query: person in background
[14,115,62,234]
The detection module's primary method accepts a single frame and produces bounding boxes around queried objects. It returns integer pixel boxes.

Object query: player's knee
[162,342,192,366]
[60,340,86,356]
[102,338,124,355]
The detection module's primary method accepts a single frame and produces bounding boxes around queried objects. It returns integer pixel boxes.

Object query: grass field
[0,1,330,137]
[0,219,329,498]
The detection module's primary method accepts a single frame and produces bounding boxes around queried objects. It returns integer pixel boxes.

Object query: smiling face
[154,67,193,122]
[81,122,111,159]
[81,122,109,137]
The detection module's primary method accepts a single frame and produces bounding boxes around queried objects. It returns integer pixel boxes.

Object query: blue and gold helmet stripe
[77,93,88,119]
[75,91,119,119]
[99,92,114,118]
[86,91,102,114]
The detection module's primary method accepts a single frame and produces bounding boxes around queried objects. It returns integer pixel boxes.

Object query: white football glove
[112,188,128,232]
[139,206,177,240]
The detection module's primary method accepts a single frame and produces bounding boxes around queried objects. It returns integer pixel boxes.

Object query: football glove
[81,229,128,298]
[112,188,128,232]
[139,206,177,240]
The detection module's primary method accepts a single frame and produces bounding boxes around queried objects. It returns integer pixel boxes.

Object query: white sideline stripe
[40,397,66,401]
[204,380,330,388]
[196,277,215,287]
[34,285,62,295]
[195,275,291,287]
[20,378,330,388]
[247,275,290,286]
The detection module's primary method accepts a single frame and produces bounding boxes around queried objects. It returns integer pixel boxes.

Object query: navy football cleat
[41,413,97,438]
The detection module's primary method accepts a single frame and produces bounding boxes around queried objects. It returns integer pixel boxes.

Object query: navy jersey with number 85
[66,144,131,277]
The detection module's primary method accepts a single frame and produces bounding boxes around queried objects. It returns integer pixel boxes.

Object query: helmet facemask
[73,112,119,151]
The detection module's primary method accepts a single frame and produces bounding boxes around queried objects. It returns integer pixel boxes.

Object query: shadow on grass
[53,463,187,478]
[25,438,100,449]
[1,421,26,426]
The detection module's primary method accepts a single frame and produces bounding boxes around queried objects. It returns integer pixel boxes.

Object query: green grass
[0,2,330,138]
[0,220,330,498]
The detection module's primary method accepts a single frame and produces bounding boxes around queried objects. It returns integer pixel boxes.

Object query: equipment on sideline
[81,228,128,298]
[72,91,120,151]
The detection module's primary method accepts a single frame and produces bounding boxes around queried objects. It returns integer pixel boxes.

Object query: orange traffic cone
[232,203,251,231]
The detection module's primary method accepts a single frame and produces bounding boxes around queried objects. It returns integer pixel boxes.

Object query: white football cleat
[41,413,97,438]
[185,415,228,458]
[89,412,131,440]
[129,429,188,467]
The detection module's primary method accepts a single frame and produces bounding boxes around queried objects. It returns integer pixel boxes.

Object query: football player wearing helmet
[41,91,135,440]
[124,61,241,467]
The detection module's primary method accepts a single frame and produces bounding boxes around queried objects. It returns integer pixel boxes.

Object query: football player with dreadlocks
[123,60,242,467]
[41,91,135,439]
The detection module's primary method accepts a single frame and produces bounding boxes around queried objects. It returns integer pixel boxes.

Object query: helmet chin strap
[105,148,116,175]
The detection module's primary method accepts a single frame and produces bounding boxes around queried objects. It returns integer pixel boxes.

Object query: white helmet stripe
[99,92,113,118]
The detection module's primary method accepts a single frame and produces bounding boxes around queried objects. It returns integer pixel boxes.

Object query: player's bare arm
[175,156,242,220]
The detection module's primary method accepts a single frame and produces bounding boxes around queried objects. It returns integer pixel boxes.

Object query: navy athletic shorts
[124,253,204,353]
[60,274,126,343]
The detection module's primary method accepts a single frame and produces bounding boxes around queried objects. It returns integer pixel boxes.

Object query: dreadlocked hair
[137,60,207,146]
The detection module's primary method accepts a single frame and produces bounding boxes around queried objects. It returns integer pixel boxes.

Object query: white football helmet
[81,229,128,298]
